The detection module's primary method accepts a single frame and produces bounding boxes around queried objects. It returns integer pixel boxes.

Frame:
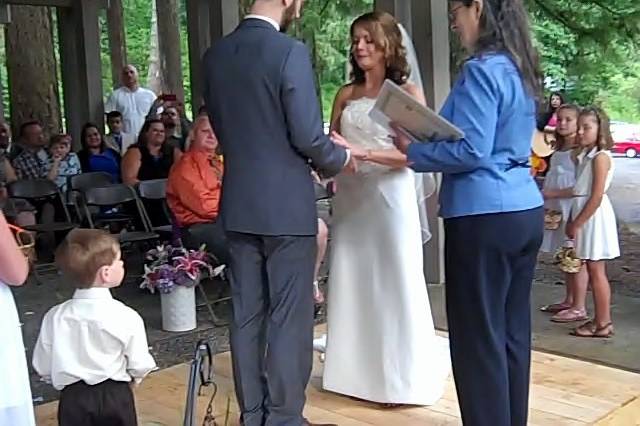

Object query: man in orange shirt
[167,116,228,263]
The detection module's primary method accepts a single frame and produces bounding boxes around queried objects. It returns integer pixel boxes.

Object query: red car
[613,137,640,158]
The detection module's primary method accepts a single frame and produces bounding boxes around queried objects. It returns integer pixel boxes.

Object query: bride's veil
[398,23,436,244]
[346,23,435,243]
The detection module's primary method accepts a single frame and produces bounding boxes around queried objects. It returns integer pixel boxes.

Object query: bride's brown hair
[349,11,410,86]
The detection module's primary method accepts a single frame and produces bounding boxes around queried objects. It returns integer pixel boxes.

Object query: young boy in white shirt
[33,229,156,426]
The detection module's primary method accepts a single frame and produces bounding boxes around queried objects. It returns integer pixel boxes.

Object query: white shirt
[105,86,157,137]
[244,14,280,31]
[32,288,157,390]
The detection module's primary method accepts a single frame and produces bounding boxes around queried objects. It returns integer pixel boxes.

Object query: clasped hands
[329,131,365,173]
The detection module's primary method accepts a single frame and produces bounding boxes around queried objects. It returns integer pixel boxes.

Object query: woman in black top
[122,119,181,226]
[121,119,181,184]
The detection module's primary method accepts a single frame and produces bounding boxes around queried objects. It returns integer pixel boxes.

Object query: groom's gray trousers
[226,231,317,426]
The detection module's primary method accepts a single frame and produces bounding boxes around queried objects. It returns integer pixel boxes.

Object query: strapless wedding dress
[322,97,450,405]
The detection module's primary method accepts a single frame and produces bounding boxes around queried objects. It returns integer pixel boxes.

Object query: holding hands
[330,131,367,173]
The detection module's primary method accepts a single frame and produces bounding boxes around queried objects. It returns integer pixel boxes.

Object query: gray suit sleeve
[281,42,347,178]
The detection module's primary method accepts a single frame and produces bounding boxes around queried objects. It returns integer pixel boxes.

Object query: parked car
[613,137,640,158]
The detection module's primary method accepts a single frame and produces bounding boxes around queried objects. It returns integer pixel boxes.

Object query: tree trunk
[156,0,184,100]
[107,0,127,89]
[5,5,61,136]
[147,0,162,94]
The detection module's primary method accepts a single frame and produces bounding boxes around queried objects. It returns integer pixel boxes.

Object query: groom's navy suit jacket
[202,18,347,236]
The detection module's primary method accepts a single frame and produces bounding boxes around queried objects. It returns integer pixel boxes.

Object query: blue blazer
[407,54,543,218]
[202,19,347,236]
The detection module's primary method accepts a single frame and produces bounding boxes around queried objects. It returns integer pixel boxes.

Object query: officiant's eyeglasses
[449,5,464,21]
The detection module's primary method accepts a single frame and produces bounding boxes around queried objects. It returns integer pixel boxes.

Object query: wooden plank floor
[35,326,640,425]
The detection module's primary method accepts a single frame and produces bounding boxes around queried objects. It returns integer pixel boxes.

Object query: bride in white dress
[321,11,449,406]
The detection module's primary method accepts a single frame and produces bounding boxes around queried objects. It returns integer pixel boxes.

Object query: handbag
[8,224,36,264]
[553,240,583,274]
[544,209,563,230]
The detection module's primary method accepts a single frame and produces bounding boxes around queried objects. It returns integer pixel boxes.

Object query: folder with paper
[369,79,465,142]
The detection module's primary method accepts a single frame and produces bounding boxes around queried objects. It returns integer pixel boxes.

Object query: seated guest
[146,96,191,151]
[122,119,180,185]
[77,123,121,183]
[11,121,61,226]
[0,120,22,161]
[167,116,228,264]
[48,134,81,193]
[0,151,36,227]
[105,111,135,155]
[123,119,180,227]
[12,121,51,181]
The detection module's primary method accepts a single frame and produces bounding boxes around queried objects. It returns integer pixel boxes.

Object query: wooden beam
[106,0,127,89]
[186,0,211,113]
[0,3,10,24]
[375,0,450,285]
[1,0,70,7]
[57,0,104,148]
[186,0,238,113]
[209,0,239,41]
[0,0,107,8]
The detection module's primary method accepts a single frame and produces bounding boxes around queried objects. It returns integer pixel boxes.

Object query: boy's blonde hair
[55,229,119,288]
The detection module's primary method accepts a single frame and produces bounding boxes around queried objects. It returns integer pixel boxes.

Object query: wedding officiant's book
[369,79,465,142]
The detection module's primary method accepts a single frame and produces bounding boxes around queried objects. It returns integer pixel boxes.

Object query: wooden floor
[35,327,640,426]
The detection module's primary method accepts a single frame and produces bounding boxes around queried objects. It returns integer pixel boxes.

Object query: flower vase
[160,284,196,332]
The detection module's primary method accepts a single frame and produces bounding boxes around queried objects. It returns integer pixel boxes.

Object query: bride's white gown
[322,97,450,405]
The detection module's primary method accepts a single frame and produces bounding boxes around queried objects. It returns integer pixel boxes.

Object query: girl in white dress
[0,212,36,426]
[563,107,619,337]
[540,105,590,323]
[322,12,449,406]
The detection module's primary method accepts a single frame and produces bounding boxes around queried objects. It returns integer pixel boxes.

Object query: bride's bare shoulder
[336,84,356,101]
[401,81,420,96]
[401,82,426,105]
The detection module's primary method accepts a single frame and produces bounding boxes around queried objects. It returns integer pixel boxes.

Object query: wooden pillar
[411,0,450,285]
[0,5,7,119]
[209,0,238,41]
[106,0,127,89]
[186,0,238,113]
[58,0,103,149]
[156,0,184,100]
[376,0,450,285]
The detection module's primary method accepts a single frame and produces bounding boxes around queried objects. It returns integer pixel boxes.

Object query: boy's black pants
[58,379,137,426]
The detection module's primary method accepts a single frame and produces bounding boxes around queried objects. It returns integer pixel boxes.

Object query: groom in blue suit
[203,1,357,425]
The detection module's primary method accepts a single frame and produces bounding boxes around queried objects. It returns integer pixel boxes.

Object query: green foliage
[297,0,373,118]
[2,0,640,125]
[123,0,153,85]
[528,0,640,120]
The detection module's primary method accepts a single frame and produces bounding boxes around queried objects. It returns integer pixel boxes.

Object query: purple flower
[140,244,216,294]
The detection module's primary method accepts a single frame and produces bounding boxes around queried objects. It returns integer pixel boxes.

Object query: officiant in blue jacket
[392,1,543,426]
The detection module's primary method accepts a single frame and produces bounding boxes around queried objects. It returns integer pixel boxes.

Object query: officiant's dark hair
[452,0,542,101]
[349,12,410,86]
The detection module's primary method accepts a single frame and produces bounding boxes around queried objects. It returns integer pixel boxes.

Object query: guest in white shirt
[105,64,157,137]
[33,228,156,426]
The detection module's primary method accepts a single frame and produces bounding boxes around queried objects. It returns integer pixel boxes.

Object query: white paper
[369,79,464,142]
